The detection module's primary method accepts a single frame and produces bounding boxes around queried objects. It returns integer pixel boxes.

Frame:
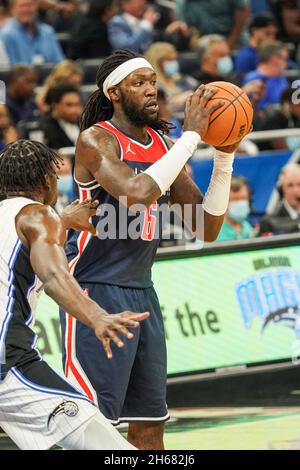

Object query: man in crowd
[235,13,277,74]
[108,0,159,53]
[6,64,39,124]
[175,0,251,49]
[1,0,64,64]
[260,164,300,235]
[40,84,82,149]
[243,41,289,111]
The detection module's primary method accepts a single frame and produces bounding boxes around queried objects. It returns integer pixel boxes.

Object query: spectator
[217,176,254,241]
[250,0,273,15]
[147,0,191,51]
[157,86,182,140]
[259,164,300,235]
[235,13,277,74]
[39,0,78,31]
[1,0,65,65]
[68,0,117,60]
[0,0,11,28]
[145,41,197,112]
[175,0,251,49]
[260,88,300,150]
[0,39,9,66]
[39,85,82,149]
[193,35,236,84]
[56,153,74,211]
[36,59,83,113]
[279,0,300,41]
[243,41,289,111]
[0,104,19,150]
[6,64,39,124]
[108,0,159,53]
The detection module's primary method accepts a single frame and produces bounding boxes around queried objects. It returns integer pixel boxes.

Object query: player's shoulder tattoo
[79,126,116,151]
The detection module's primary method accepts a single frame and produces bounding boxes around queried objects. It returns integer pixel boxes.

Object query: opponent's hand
[61,198,99,234]
[183,84,224,138]
[93,311,150,359]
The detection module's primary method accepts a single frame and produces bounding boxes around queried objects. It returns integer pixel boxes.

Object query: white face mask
[228,200,250,223]
[163,60,180,77]
[217,56,233,76]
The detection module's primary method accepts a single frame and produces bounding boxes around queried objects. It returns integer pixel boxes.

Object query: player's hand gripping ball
[201,81,253,147]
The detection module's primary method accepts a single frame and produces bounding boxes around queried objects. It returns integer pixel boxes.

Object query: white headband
[103,58,154,100]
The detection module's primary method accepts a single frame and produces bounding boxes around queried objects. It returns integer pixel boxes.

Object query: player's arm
[76,85,223,209]
[16,204,149,359]
[167,136,239,242]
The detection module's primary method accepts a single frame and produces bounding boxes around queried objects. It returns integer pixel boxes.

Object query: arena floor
[1,407,300,450]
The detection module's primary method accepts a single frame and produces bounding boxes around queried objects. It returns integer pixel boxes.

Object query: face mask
[217,56,233,76]
[58,175,73,200]
[163,60,180,77]
[228,200,250,223]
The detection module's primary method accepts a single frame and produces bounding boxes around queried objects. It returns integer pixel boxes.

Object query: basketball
[201,81,253,147]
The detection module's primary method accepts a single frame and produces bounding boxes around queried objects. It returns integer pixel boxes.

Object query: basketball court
[1,406,300,450]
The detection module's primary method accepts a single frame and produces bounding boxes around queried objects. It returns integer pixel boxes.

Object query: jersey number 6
[141,202,158,241]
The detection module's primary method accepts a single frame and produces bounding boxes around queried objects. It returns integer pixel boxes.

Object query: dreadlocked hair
[0,139,63,196]
[80,49,174,135]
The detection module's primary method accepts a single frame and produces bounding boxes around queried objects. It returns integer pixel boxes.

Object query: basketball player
[0,139,150,450]
[61,50,244,450]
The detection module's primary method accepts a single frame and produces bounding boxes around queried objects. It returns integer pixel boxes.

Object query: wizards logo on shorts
[235,268,300,338]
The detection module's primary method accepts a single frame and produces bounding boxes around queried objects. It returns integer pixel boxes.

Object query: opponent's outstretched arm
[16,204,149,359]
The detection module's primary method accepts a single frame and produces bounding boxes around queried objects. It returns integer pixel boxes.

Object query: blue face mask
[228,200,250,223]
[217,56,233,76]
[163,60,180,77]
[58,175,73,200]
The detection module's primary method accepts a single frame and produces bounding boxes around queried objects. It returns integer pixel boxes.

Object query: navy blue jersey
[66,121,170,288]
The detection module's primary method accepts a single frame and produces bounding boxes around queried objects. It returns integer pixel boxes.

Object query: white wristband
[144,131,200,194]
[202,151,234,216]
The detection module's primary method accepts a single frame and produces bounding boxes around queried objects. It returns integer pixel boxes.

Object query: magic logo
[235,265,300,338]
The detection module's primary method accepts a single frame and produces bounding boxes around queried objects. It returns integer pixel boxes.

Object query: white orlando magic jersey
[0,197,43,380]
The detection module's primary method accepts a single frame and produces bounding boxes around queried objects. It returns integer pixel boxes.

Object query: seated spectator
[0,104,19,150]
[39,85,82,149]
[36,59,83,113]
[243,41,289,111]
[193,35,236,84]
[157,86,182,140]
[260,88,300,150]
[0,39,9,66]
[235,13,277,74]
[279,0,300,42]
[1,0,65,65]
[259,164,300,235]
[39,0,78,32]
[147,0,191,51]
[250,0,273,15]
[108,0,159,53]
[217,176,255,241]
[175,0,251,49]
[56,153,74,212]
[68,0,117,60]
[6,64,39,124]
[0,0,11,28]
[145,42,198,112]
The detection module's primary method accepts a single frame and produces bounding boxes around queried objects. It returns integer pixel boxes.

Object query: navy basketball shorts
[60,283,169,425]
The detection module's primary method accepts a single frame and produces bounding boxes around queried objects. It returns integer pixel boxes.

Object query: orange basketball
[201,81,253,147]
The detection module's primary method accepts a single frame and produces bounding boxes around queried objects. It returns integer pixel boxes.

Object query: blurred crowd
[0,0,300,242]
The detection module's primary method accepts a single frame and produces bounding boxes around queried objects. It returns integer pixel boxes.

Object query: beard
[120,90,159,128]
